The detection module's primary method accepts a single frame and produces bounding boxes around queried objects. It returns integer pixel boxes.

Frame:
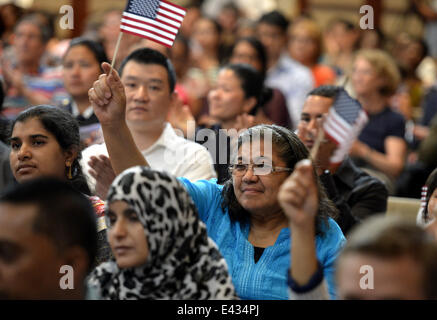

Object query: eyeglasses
[228,163,293,176]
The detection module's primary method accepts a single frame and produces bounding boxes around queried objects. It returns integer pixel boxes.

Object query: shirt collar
[268,53,297,74]
[71,101,94,119]
[142,122,178,154]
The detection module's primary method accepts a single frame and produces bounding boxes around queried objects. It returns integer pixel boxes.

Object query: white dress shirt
[265,54,314,129]
[80,123,217,193]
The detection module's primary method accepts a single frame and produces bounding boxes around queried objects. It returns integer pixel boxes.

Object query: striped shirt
[1,66,68,120]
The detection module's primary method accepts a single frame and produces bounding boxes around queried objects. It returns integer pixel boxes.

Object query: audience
[2,2,437,301]
[88,166,237,300]
[0,178,97,299]
[86,64,345,299]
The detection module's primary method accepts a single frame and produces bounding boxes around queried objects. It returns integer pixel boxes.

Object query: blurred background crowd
[1,0,437,199]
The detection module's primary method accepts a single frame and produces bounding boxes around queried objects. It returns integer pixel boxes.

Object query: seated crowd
[1,1,437,300]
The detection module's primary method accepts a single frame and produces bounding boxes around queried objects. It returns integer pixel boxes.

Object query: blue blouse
[179,178,346,300]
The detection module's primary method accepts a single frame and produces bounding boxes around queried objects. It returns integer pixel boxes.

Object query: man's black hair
[65,37,109,68]
[308,85,342,98]
[118,48,176,93]
[258,10,289,33]
[0,178,97,272]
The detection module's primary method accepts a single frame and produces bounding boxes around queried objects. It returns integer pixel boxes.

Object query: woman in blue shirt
[178,125,345,299]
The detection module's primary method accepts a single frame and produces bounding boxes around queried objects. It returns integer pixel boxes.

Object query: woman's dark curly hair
[220,124,338,237]
[9,105,91,195]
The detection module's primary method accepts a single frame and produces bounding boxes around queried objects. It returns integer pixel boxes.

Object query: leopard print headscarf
[88,166,237,300]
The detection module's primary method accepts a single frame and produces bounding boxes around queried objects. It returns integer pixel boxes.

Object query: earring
[66,162,72,180]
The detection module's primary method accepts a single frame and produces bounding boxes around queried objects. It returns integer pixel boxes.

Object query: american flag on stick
[120,0,186,48]
[323,88,368,164]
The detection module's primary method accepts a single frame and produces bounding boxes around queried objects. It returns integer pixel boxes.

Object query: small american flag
[121,0,186,48]
[323,88,368,164]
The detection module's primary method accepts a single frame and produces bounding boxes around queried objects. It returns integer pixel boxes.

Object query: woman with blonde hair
[349,49,406,194]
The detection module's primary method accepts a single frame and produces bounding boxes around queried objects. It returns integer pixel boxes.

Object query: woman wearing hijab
[88,166,237,300]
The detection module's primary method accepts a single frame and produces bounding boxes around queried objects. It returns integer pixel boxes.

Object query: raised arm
[278,159,330,299]
[88,62,148,175]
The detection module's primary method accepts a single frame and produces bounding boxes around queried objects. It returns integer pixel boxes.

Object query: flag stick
[341,75,349,88]
[309,122,325,161]
[109,32,124,75]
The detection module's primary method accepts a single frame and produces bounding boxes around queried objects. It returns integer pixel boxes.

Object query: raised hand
[88,62,127,127]
[2,62,24,92]
[167,97,195,137]
[88,154,116,200]
[279,159,320,287]
[278,159,318,230]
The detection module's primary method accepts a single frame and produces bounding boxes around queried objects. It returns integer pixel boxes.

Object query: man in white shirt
[81,48,216,197]
[257,11,314,129]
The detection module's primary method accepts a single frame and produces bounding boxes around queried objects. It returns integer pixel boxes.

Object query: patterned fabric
[87,195,113,267]
[88,166,237,300]
[89,196,105,218]
[1,66,68,120]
